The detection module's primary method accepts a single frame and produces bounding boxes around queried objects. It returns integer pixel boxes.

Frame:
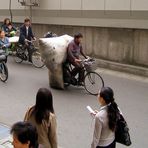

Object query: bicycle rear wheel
[0,62,8,82]
[32,51,45,68]
[84,71,104,95]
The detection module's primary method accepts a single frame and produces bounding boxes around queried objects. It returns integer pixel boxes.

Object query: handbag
[115,114,132,146]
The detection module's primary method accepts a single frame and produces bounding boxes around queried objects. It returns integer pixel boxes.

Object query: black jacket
[19,25,34,44]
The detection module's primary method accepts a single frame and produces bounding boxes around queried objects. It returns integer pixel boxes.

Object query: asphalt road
[0,57,148,148]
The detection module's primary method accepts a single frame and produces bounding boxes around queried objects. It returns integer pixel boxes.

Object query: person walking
[11,121,38,148]
[91,87,120,148]
[24,88,58,148]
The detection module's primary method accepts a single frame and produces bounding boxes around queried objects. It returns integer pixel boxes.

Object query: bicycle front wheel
[0,62,8,82]
[14,46,23,63]
[32,51,45,68]
[84,71,104,95]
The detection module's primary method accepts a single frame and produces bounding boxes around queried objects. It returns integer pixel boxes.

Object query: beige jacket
[24,107,58,148]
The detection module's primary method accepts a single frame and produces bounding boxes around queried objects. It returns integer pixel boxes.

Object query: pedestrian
[91,87,120,148]
[11,121,38,148]
[24,88,58,148]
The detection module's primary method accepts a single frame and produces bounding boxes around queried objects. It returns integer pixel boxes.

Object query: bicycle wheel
[84,71,104,95]
[0,62,8,82]
[14,56,23,63]
[14,47,23,63]
[32,51,45,68]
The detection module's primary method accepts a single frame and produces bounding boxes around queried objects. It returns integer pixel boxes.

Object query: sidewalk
[0,123,12,148]
[96,67,148,83]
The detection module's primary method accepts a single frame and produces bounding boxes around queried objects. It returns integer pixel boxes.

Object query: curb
[96,59,148,77]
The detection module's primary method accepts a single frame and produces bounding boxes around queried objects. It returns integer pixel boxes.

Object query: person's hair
[11,122,38,148]
[100,87,119,131]
[74,32,83,39]
[8,22,12,26]
[3,18,11,25]
[32,88,54,124]
[0,29,5,34]
[24,18,31,23]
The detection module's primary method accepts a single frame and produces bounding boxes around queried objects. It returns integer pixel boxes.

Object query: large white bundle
[39,35,73,89]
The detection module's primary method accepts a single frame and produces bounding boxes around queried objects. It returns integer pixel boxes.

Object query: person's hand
[2,45,6,48]
[75,58,81,63]
[33,37,36,41]
[25,39,28,42]
[90,110,98,116]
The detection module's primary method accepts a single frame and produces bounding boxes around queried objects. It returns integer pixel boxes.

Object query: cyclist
[1,18,16,37]
[6,22,17,37]
[19,18,36,62]
[0,30,11,62]
[67,33,87,86]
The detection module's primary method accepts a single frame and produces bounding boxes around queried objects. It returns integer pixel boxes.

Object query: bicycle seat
[0,55,6,62]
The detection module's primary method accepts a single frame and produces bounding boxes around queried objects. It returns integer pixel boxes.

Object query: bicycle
[63,57,104,95]
[14,40,45,68]
[0,48,8,82]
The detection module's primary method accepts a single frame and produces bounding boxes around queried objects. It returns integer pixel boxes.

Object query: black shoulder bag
[115,114,132,146]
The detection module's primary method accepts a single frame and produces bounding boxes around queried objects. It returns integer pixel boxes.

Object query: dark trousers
[96,141,116,148]
[69,60,85,83]
[23,44,33,62]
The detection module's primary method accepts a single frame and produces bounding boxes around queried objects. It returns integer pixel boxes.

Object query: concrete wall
[0,0,148,75]
[32,24,148,68]
[1,0,148,29]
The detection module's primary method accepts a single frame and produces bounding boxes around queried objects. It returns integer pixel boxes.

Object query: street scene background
[0,57,147,148]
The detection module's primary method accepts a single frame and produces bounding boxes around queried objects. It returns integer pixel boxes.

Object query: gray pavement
[0,57,148,148]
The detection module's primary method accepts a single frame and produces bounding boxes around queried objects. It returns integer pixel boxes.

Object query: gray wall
[1,0,148,29]
[32,24,148,68]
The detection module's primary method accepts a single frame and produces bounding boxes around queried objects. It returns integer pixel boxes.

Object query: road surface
[0,57,148,148]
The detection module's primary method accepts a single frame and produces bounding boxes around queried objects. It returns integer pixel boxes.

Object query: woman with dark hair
[24,88,57,148]
[11,121,38,148]
[91,87,120,148]
[1,18,16,37]
[1,18,11,30]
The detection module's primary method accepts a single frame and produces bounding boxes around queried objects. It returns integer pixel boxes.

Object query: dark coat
[19,25,34,44]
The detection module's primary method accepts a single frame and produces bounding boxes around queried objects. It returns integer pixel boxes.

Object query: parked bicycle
[14,40,45,68]
[0,47,8,82]
[63,57,104,95]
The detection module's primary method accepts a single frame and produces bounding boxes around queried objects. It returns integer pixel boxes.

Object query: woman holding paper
[91,87,119,148]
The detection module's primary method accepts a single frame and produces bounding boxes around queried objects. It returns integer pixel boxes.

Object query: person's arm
[4,38,11,48]
[80,45,87,59]
[30,27,35,40]
[12,26,17,31]
[91,115,102,148]
[24,107,34,121]
[48,114,58,148]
